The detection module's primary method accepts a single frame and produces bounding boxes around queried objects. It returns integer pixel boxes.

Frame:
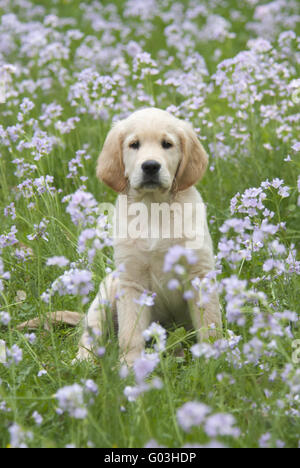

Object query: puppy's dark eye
[162,140,173,149]
[129,141,140,150]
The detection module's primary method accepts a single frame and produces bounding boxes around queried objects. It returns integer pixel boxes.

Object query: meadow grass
[0,0,300,448]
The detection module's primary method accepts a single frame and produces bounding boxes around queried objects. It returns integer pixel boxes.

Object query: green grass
[0,0,299,448]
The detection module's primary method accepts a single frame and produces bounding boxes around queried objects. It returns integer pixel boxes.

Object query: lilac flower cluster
[143,322,167,352]
[17,176,56,202]
[63,190,98,227]
[164,245,198,273]
[46,256,70,268]
[177,401,240,439]
[1,342,23,368]
[42,267,94,305]
[134,291,157,308]
[67,148,91,181]
[55,380,98,419]
[0,226,18,252]
[27,219,49,242]
[9,423,33,448]
[0,257,10,292]
[218,179,299,278]
[4,202,16,220]
[124,352,162,402]
[78,214,113,264]
[0,310,11,325]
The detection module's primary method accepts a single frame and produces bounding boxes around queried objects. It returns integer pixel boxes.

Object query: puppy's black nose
[142,160,161,175]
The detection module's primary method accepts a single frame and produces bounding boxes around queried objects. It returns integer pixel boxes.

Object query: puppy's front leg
[76,273,117,361]
[117,285,151,366]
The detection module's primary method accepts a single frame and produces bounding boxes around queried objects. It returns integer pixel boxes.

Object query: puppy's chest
[115,238,188,317]
[115,237,178,283]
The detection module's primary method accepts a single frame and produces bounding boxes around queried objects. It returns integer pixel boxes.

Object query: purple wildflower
[55,384,87,420]
[291,142,300,151]
[133,352,160,384]
[46,268,94,305]
[134,291,156,307]
[32,411,43,426]
[177,401,211,432]
[27,219,49,242]
[5,344,23,367]
[164,245,198,273]
[205,413,240,438]
[0,311,11,326]
[4,202,16,220]
[63,189,98,227]
[0,258,10,292]
[143,322,167,352]
[9,424,33,448]
[46,256,70,268]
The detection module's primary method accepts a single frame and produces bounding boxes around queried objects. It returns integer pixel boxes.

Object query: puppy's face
[97,108,208,194]
[123,121,181,192]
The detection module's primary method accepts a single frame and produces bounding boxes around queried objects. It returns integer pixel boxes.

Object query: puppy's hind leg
[76,273,118,361]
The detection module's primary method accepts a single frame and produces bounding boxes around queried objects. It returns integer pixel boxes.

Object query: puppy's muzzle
[141,160,162,187]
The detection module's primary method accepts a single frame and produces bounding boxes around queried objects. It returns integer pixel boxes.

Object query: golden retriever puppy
[77,108,222,365]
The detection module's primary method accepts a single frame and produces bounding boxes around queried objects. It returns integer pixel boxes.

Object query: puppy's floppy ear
[96,121,127,193]
[175,122,208,192]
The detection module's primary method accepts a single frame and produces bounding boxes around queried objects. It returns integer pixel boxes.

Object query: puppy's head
[97,108,208,193]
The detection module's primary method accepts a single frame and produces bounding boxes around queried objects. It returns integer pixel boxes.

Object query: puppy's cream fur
[77,108,222,365]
